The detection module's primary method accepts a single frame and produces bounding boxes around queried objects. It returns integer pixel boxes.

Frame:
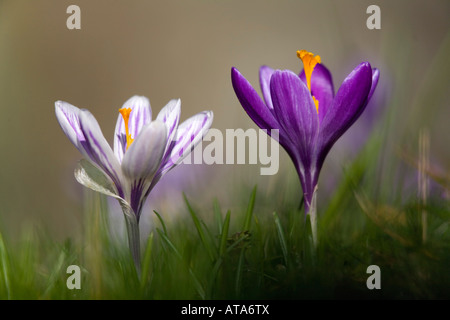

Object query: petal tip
[359,61,372,70]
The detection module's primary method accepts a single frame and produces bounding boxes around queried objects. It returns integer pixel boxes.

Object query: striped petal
[114,96,152,163]
[121,120,167,217]
[79,109,125,198]
[156,99,181,155]
[159,110,213,178]
[55,101,92,159]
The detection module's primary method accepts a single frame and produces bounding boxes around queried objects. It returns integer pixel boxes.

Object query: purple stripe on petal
[114,96,152,163]
[299,63,334,124]
[79,110,125,198]
[157,110,213,179]
[129,178,147,221]
[126,96,152,139]
[55,101,92,158]
[156,99,181,154]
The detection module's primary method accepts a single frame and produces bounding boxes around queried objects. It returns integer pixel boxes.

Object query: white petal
[121,120,167,182]
[114,96,152,163]
[55,101,90,158]
[79,109,126,197]
[75,159,135,220]
[160,110,213,176]
[74,159,118,197]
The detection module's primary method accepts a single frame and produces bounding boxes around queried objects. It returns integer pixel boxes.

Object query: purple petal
[270,70,319,170]
[79,109,125,198]
[231,67,280,132]
[156,99,181,155]
[368,68,380,102]
[270,70,320,211]
[259,65,275,110]
[114,96,152,163]
[232,68,298,167]
[299,63,334,124]
[316,62,374,170]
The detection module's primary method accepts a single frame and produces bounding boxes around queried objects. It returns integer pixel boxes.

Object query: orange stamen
[297,50,321,113]
[119,108,134,150]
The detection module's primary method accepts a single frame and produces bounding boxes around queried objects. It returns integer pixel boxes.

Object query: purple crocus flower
[55,96,213,271]
[232,50,379,244]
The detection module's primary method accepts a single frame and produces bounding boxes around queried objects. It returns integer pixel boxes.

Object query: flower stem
[298,195,304,211]
[123,210,141,276]
[419,128,429,244]
[309,186,318,249]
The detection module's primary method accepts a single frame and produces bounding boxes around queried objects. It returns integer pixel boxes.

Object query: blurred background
[0,0,448,239]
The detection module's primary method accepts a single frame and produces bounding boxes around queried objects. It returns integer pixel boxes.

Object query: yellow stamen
[313,96,319,114]
[119,108,134,150]
[297,50,321,113]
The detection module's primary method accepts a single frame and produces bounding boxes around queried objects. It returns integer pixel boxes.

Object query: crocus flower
[231,50,379,245]
[55,96,213,271]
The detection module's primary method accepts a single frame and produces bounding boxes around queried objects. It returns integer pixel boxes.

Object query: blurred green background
[0,0,448,239]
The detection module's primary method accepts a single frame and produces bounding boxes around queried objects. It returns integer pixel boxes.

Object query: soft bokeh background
[0,0,448,239]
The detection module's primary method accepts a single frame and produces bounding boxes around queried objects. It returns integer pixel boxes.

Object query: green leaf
[156,228,205,299]
[184,193,217,262]
[140,232,154,289]
[273,211,289,267]
[243,185,257,231]
[219,211,231,257]
[213,199,223,235]
[0,232,12,299]
[153,210,168,235]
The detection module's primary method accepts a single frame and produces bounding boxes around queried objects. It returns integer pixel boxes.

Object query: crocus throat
[297,50,321,113]
[119,108,134,150]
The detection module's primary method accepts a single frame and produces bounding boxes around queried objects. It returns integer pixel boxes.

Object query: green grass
[1,79,450,299]
[0,153,448,299]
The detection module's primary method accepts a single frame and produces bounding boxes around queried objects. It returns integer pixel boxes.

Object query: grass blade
[184,193,217,262]
[156,228,206,299]
[243,185,257,231]
[273,211,289,267]
[234,248,246,298]
[235,187,257,298]
[140,232,154,289]
[153,210,168,235]
[0,232,12,299]
[213,198,223,234]
[219,211,231,257]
